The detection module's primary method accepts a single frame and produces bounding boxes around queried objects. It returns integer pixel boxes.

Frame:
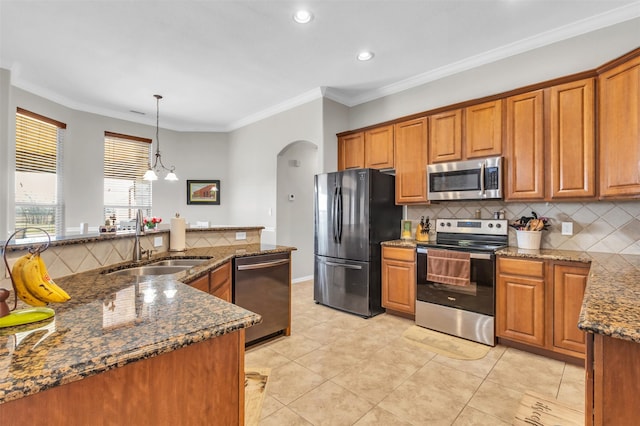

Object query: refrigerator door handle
[332,186,339,243]
[337,186,343,242]
[324,261,362,270]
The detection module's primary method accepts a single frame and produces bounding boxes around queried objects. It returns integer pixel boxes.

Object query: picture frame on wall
[187,180,220,205]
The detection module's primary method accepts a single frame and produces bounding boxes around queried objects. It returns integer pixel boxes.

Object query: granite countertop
[382,240,640,344]
[0,243,294,404]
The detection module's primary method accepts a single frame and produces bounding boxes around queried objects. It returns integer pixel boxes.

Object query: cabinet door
[505,90,545,200]
[381,247,416,314]
[599,55,640,198]
[338,132,365,171]
[429,109,462,163]
[365,125,394,169]
[394,117,428,204]
[497,258,546,347]
[210,261,232,302]
[553,264,588,355]
[550,78,596,199]
[188,274,209,293]
[465,100,503,159]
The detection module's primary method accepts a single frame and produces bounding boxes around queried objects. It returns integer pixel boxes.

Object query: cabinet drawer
[211,261,231,288]
[499,257,544,277]
[383,246,415,262]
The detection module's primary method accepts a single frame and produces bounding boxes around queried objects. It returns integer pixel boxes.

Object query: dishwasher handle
[236,258,290,271]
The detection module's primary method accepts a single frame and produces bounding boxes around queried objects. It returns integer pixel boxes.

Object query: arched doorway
[276,140,318,282]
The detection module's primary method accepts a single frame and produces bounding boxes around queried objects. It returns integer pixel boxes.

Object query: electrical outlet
[236,232,246,240]
[154,236,163,247]
[561,222,573,236]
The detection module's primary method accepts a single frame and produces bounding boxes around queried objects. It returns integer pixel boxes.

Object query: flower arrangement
[143,216,162,229]
[510,211,550,232]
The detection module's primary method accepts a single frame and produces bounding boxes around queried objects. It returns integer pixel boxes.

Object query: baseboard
[292,275,313,284]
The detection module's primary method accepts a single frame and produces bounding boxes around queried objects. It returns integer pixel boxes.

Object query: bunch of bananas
[11,253,71,306]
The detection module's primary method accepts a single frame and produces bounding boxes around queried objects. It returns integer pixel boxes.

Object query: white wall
[277,141,318,281]
[6,86,231,232]
[227,99,323,228]
[346,17,640,131]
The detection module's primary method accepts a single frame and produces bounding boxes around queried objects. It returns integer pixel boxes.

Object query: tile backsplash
[1,229,262,290]
[408,200,640,255]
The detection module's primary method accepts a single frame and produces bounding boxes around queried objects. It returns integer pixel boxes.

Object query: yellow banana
[35,255,71,302]
[10,253,48,307]
[21,254,70,304]
[0,307,55,328]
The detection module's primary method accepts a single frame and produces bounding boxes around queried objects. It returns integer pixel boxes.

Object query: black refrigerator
[314,168,402,317]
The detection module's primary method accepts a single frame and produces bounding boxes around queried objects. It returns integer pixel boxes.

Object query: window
[104,132,152,225]
[15,108,66,237]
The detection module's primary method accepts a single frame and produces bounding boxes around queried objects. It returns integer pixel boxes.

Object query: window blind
[104,132,152,224]
[15,108,65,237]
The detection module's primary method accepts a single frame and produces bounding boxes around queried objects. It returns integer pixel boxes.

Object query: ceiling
[1,1,639,132]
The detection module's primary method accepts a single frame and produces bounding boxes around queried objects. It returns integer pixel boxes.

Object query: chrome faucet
[132,209,145,262]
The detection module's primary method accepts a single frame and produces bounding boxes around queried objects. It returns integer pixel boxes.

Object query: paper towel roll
[170,217,186,251]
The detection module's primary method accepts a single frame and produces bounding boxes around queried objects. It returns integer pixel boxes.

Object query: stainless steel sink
[149,258,211,267]
[104,257,212,276]
[107,265,190,276]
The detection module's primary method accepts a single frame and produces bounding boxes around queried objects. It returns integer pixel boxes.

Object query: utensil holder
[516,230,542,250]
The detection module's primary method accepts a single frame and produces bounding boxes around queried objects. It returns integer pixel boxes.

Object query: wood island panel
[0,330,245,426]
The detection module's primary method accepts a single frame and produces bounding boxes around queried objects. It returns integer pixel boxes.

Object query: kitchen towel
[426,249,470,286]
[169,217,186,251]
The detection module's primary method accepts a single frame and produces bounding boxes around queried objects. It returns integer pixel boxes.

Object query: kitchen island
[0,243,294,425]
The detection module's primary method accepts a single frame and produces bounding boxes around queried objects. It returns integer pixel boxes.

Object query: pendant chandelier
[143,94,178,181]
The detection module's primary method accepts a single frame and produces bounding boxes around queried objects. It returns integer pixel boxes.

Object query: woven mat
[402,325,490,360]
[245,367,270,426]
[514,391,583,426]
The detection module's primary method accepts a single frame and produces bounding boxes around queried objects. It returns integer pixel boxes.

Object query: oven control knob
[446,222,452,227]
[496,223,502,228]
[440,222,445,227]
[488,223,494,228]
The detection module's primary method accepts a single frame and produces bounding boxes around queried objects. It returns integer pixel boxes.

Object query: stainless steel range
[415,218,508,346]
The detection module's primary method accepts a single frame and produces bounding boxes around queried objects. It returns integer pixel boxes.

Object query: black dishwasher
[233,252,291,345]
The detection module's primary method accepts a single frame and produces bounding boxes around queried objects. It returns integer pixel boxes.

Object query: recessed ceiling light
[357,51,375,61]
[293,10,313,24]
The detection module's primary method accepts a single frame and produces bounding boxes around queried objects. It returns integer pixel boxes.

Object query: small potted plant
[144,216,162,230]
[509,212,549,249]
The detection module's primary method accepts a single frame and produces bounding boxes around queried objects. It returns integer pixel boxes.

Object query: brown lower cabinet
[585,333,640,425]
[0,329,245,425]
[496,256,589,360]
[187,261,232,302]
[381,246,416,316]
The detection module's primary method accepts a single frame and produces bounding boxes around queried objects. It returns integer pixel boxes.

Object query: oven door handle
[417,247,492,260]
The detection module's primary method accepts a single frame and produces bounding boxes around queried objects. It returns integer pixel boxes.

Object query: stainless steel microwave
[427,156,502,200]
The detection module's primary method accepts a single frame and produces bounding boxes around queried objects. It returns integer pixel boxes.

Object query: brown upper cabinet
[549,78,596,199]
[394,117,428,204]
[429,109,462,163]
[429,99,502,164]
[465,100,503,159]
[505,90,545,200]
[338,132,365,170]
[429,100,502,164]
[337,48,639,201]
[598,54,640,199]
[505,79,596,201]
[364,125,394,169]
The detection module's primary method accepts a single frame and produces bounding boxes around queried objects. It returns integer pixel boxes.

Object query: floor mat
[245,367,270,426]
[514,391,583,425]
[402,325,491,360]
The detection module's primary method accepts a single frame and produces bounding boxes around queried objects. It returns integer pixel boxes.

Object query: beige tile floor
[246,280,585,425]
